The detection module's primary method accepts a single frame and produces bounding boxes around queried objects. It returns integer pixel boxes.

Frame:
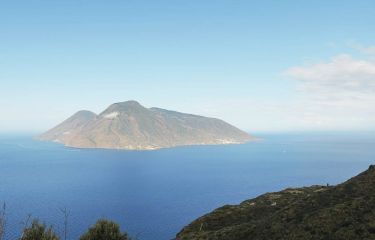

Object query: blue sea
[0,132,374,240]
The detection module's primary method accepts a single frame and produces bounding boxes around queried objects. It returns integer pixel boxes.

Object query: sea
[0,132,374,240]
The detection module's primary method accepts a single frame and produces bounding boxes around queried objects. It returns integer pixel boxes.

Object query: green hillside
[177,165,375,240]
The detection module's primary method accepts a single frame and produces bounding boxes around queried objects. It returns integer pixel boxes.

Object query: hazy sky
[1,0,375,133]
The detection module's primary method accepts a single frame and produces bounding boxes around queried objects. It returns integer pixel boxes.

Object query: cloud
[348,42,375,55]
[286,54,375,100]
[358,46,375,55]
[284,53,375,130]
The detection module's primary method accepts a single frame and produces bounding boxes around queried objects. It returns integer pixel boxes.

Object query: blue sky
[1,0,375,132]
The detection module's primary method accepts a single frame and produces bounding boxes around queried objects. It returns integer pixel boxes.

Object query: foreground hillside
[177,165,375,240]
[39,100,254,150]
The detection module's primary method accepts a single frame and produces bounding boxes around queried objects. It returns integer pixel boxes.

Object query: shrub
[80,219,128,240]
[20,219,59,240]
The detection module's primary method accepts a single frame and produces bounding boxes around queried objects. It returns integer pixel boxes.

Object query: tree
[80,219,128,240]
[20,219,60,240]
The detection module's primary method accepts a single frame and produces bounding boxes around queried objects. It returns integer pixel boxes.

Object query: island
[38,100,255,150]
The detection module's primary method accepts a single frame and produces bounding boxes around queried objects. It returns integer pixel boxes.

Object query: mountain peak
[102,100,146,114]
[38,110,96,142]
[114,100,142,107]
[73,110,97,117]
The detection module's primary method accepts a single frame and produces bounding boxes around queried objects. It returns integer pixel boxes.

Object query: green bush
[20,219,59,240]
[80,219,128,240]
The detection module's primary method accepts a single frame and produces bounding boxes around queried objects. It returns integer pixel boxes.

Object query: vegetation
[80,219,129,240]
[20,220,59,240]
[177,165,375,240]
[0,209,130,240]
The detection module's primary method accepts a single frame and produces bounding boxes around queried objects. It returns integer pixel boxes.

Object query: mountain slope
[39,101,254,150]
[177,165,375,240]
[38,110,97,144]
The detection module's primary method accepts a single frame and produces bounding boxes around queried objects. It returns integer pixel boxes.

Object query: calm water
[0,132,374,240]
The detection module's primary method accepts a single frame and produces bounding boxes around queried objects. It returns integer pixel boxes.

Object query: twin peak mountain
[39,101,254,150]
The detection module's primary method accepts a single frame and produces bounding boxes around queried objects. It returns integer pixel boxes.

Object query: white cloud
[286,54,375,96]
[348,42,375,55]
[358,46,375,55]
[284,53,375,130]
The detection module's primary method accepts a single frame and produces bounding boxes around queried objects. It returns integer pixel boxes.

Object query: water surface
[0,132,374,240]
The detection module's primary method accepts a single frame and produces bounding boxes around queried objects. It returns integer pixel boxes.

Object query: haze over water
[0,132,374,240]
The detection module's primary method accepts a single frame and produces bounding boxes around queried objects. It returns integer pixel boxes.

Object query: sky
[0,0,375,133]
